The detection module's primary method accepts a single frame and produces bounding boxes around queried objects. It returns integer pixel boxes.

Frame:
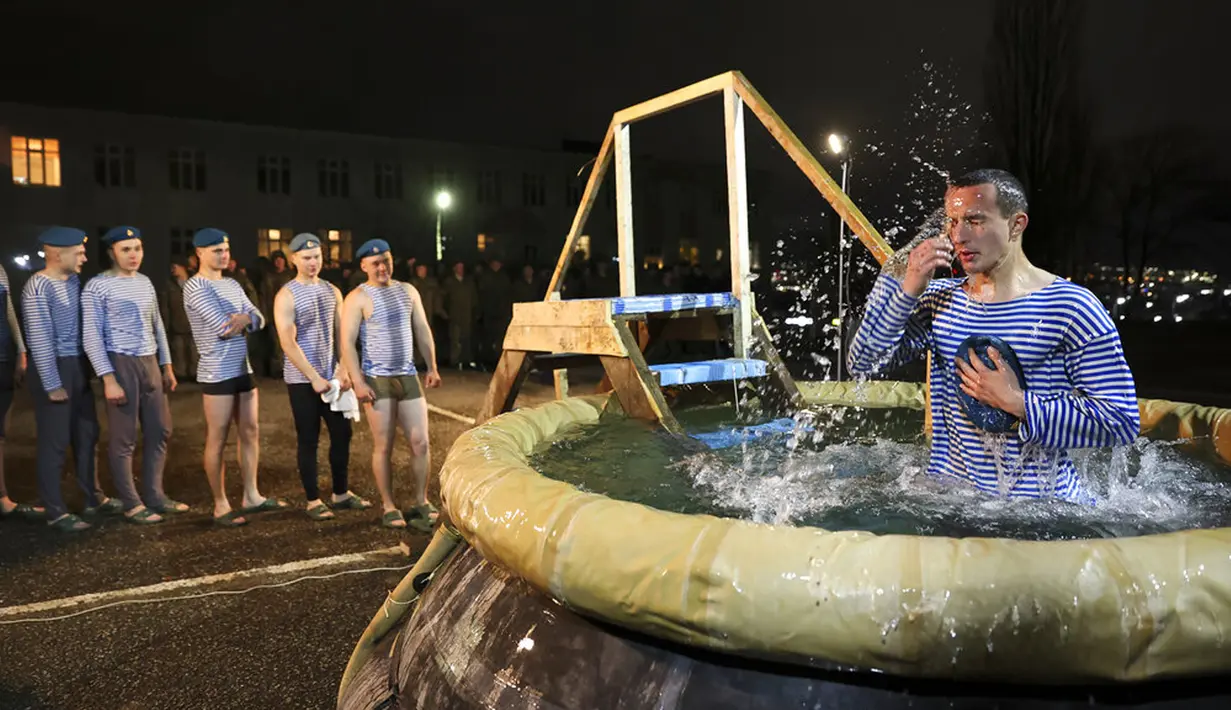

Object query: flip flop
[241,496,290,514]
[84,498,125,516]
[381,510,407,529]
[124,507,164,525]
[404,503,439,533]
[48,514,92,533]
[331,493,373,511]
[0,502,46,522]
[213,511,248,528]
[306,503,336,521]
[152,499,190,515]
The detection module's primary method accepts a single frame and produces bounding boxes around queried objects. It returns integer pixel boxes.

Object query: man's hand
[47,387,69,403]
[353,381,376,404]
[162,365,178,393]
[223,313,252,337]
[14,352,26,388]
[310,375,332,395]
[338,369,352,392]
[902,236,954,298]
[103,376,127,406]
[957,347,1026,418]
[424,369,441,389]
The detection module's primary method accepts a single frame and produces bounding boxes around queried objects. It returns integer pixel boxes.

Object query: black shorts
[0,360,13,437]
[201,373,257,396]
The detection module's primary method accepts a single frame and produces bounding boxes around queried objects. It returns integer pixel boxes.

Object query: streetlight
[827,132,852,380]
[434,190,452,261]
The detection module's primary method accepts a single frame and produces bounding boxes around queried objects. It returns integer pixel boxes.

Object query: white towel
[321,379,361,421]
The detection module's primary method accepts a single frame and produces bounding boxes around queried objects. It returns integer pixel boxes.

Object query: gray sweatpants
[105,354,173,511]
[30,356,102,520]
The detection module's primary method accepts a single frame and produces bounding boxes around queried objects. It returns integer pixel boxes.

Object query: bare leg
[201,393,241,520]
[235,388,264,508]
[365,399,398,516]
[396,397,433,515]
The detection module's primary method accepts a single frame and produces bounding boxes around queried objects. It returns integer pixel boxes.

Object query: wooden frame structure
[478,71,895,432]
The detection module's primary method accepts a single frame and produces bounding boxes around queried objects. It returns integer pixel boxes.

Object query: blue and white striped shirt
[282,280,337,384]
[21,272,84,392]
[848,274,1140,501]
[359,282,416,377]
[82,272,172,377]
[0,265,15,362]
[183,274,265,384]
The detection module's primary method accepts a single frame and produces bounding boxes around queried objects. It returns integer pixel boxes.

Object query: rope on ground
[0,564,412,626]
[427,404,476,425]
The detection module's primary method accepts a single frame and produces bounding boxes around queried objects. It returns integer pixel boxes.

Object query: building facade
[2,102,774,283]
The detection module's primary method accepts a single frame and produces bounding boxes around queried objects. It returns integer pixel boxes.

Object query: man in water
[340,239,442,530]
[848,169,1140,500]
[22,227,115,531]
[184,228,288,527]
[82,226,186,524]
[273,233,370,520]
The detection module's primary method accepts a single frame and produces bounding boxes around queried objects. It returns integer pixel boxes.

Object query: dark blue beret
[289,233,321,253]
[356,239,390,259]
[193,228,230,248]
[102,226,141,245]
[37,226,88,248]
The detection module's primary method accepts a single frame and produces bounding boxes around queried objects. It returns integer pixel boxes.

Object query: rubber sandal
[213,511,248,528]
[48,514,92,533]
[331,493,373,511]
[152,499,190,515]
[241,496,290,514]
[0,502,46,522]
[404,503,439,533]
[84,498,124,516]
[124,507,164,525]
[381,510,407,529]
[306,503,336,521]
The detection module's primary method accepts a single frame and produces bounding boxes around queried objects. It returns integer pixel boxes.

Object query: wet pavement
[0,371,557,709]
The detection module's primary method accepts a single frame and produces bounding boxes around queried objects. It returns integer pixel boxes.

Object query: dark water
[529,405,1231,540]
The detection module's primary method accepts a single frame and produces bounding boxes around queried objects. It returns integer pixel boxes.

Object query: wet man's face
[944,184,1026,275]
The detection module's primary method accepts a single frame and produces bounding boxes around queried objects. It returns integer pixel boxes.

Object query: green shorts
[365,374,423,402]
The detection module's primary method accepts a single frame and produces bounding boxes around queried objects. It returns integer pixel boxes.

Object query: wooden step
[649,358,767,386]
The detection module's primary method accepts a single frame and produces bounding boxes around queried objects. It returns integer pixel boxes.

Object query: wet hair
[949,168,1028,217]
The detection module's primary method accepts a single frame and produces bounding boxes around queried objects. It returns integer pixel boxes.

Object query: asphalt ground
[0,370,559,710]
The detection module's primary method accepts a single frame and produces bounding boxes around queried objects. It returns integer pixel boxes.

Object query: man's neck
[40,265,71,281]
[295,273,320,286]
[365,279,390,288]
[113,267,139,278]
[198,266,225,280]
[966,247,1049,302]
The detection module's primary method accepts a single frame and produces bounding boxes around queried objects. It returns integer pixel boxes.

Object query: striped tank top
[283,280,337,384]
[359,282,416,377]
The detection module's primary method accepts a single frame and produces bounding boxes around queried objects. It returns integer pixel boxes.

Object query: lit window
[678,241,699,266]
[11,136,62,187]
[576,235,591,261]
[477,233,494,253]
[318,229,352,263]
[258,228,291,258]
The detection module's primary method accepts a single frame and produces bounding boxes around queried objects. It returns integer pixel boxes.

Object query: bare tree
[984,0,1096,277]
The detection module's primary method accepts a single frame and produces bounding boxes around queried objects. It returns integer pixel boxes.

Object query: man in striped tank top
[0,262,42,522]
[274,233,371,520]
[82,226,187,525]
[340,239,442,531]
[849,169,1140,501]
[184,228,289,527]
[22,227,115,532]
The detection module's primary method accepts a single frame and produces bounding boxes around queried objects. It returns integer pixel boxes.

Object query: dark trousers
[105,354,173,510]
[30,356,102,519]
[287,383,353,501]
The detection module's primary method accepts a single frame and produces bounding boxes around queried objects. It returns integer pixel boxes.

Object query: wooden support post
[547,125,615,298]
[476,350,530,424]
[614,122,636,297]
[553,369,569,400]
[723,85,753,358]
[604,320,681,433]
[751,310,805,411]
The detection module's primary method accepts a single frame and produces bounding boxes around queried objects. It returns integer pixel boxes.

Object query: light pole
[434,190,452,261]
[827,133,851,381]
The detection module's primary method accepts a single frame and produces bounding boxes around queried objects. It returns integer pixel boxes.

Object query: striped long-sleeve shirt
[848,274,1140,501]
[183,274,265,383]
[21,272,84,392]
[82,272,172,378]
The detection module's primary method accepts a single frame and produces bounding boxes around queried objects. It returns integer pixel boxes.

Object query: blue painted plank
[691,418,808,449]
[649,358,767,386]
[609,292,736,315]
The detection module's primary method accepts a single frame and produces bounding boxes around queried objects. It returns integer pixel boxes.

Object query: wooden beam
[547,124,615,297]
[476,350,530,424]
[502,324,627,357]
[611,72,734,126]
[751,310,805,411]
[553,369,569,400]
[614,122,636,296]
[731,72,893,266]
[511,299,613,328]
[723,85,753,357]
[606,320,681,433]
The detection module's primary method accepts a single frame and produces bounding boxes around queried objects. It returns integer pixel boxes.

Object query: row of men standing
[0,225,444,532]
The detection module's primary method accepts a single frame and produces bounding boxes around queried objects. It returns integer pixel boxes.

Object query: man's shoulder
[1039,278,1108,313]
